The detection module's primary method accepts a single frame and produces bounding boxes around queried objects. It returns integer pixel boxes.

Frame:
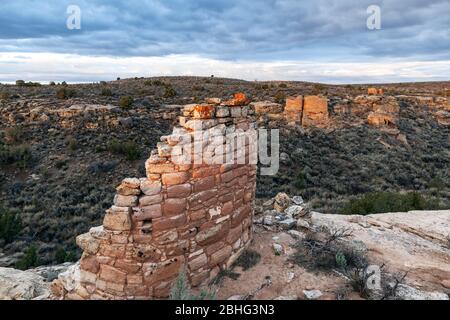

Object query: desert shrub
[0,92,10,100]
[87,160,119,173]
[100,81,107,86]
[56,87,75,99]
[117,77,121,81]
[119,95,134,109]
[144,80,153,86]
[152,80,164,86]
[49,81,56,86]
[291,228,367,271]
[55,247,77,264]
[428,177,445,190]
[335,251,347,270]
[0,144,33,168]
[107,139,140,160]
[163,85,177,98]
[4,126,23,144]
[67,138,78,151]
[0,208,22,244]
[339,192,440,215]
[294,172,306,189]
[170,269,216,300]
[15,245,39,270]
[274,91,286,104]
[61,81,68,87]
[233,249,261,271]
[16,80,25,86]
[279,83,287,88]
[101,88,112,96]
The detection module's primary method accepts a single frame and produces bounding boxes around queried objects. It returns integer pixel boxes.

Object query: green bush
[16,80,25,86]
[279,83,287,88]
[101,88,112,96]
[107,139,140,160]
[67,138,78,151]
[294,172,306,189]
[233,249,261,271]
[0,144,33,168]
[0,92,10,100]
[55,247,78,264]
[152,80,164,86]
[170,269,216,300]
[15,245,39,270]
[274,91,286,104]
[119,96,134,109]
[49,81,56,86]
[5,126,23,144]
[144,80,153,86]
[340,192,440,215]
[0,208,22,244]
[163,85,177,98]
[56,87,75,99]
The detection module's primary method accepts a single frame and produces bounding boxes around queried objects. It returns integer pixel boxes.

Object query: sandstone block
[167,183,192,198]
[188,253,208,271]
[163,198,187,216]
[193,104,215,119]
[193,176,215,193]
[209,245,232,267]
[104,209,132,231]
[162,172,190,186]
[196,222,229,246]
[143,256,185,286]
[76,233,100,255]
[80,255,100,274]
[153,214,187,231]
[114,195,138,207]
[135,204,162,221]
[99,265,127,285]
[139,194,162,207]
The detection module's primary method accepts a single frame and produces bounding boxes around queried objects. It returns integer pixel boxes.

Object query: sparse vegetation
[4,126,24,144]
[101,88,112,96]
[0,92,10,100]
[169,269,216,300]
[0,208,22,244]
[340,192,441,215]
[274,91,286,104]
[291,227,367,271]
[107,139,140,160]
[119,95,134,109]
[163,85,177,98]
[0,144,33,168]
[56,87,75,99]
[233,249,261,271]
[15,245,39,270]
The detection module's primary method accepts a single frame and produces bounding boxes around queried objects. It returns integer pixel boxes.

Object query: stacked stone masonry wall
[60,94,257,300]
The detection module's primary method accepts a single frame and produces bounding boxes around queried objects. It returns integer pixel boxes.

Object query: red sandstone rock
[285,96,303,123]
[209,245,232,267]
[163,198,187,216]
[162,172,190,186]
[302,96,329,127]
[368,88,384,95]
[99,265,127,285]
[103,209,132,231]
[224,92,251,106]
[193,104,216,119]
[367,112,396,127]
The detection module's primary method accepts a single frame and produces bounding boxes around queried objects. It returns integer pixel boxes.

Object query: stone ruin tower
[53,94,257,300]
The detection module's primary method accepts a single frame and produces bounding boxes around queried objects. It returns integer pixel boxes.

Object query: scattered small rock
[273,243,283,255]
[303,290,323,300]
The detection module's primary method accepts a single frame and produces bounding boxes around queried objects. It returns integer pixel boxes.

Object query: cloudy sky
[0,0,449,84]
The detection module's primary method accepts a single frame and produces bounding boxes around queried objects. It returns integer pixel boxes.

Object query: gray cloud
[0,0,449,60]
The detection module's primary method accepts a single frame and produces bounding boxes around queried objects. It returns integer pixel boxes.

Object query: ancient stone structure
[284,95,329,127]
[53,94,257,300]
[368,87,384,95]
